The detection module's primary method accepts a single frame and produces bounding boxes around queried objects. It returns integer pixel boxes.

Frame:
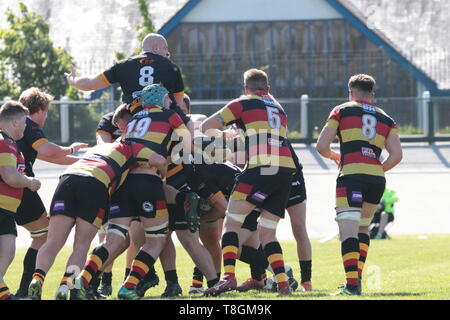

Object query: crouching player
[27,139,149,299]
[0,101,41,300]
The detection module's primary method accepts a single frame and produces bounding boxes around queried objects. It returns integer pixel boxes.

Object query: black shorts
[286,170,307,209]
[335,176,385,208]
[50,175,109,229]
[168,203,188,231]
[0,214,17,236]
[109,174,168,220]
[229,168,293,218]
[15,188,47,226]
[241,209,260,232]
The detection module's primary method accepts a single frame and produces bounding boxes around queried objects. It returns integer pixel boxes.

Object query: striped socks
[32,269,47,287]
[124,251,155,290]
[191,266,204,288]
[222,232,239,280]
[341,237,360,291]
[78,246,109,289]
[264,241,288,290]
[358,233,370,278]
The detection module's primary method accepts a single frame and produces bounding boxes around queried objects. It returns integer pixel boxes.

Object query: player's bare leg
[29,215,74,299]
[287,202,312,290]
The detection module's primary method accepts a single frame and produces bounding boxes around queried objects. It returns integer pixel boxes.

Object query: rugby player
[27,138,160,300]
[0,101,41,300]
[65,33,193,134]
[201,68,297,296]
[13,88,86,297]
[316,74,402,295]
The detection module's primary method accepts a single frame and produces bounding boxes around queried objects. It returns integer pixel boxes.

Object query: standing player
[201,68,297,296]
[13,88,86,297]
[65,33,193,134]
[0,101,41,300]
[316,74,402,295]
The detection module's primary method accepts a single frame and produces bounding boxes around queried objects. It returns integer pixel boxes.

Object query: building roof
[158,0,450,95]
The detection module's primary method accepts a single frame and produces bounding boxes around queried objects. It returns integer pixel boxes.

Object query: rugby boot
[236,278,264,292]
[188,286,205,294]
[285,265,299,292]
[184,192,200,233]
[161,281,182,298]
[117,285,140,300]
[203,277,237,297]
[55,284,70,300]
[331,286,359,296]
[28,279,42,300]
[300,281,313,291]
[136,272,160,297]
[277,282,292,296]
[98,283,113,297]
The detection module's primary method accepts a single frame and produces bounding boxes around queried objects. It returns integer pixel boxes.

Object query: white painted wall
[183,0,343,23]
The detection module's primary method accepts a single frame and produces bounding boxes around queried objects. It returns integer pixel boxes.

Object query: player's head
[0,101,29,140]
[19,87,53,127]
[112,103,132,133]
[180,93,191,115]
[140,84,170,108]
[348,74,376,101]
[142,33,170,58]
[243,68,270,94]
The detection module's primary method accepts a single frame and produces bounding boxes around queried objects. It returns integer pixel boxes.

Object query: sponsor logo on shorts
[251,192,268,203]
[142,201,154,213]
[351,191,363,202]
[289,195,301,201]
[53,201,65,211]
[110,205,120,214]
[361,147,377,158]
[292,180,301,186]
[362,104,376,114]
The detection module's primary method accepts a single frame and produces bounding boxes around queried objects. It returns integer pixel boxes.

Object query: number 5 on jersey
[139,66,154,87]
[125,118,152,138]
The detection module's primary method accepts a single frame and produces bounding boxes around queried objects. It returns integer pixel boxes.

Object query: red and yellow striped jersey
[218,92,296,173]
[64,142,140,194]
[0,132,26,216]
[124,105,188,166]
[325,100,398,183]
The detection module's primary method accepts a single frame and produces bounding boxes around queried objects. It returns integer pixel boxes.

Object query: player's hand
[65,65,77,85]
[70,142,89,154]
[28,178,41,192]
[329,151,340,166]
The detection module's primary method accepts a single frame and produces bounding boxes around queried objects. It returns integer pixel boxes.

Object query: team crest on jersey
[361,147,377,158]
[142,201,154,213]
[362,104,376,114]
[17,163,25,173]
[263,98,276,107]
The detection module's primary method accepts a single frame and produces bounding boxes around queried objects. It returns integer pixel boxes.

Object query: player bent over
[316,74,402,295]
[0,101,41,300]
[27,140,146,300]
[201,69,296,296]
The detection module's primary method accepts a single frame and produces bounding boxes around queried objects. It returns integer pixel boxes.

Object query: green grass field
[5,234,450,300]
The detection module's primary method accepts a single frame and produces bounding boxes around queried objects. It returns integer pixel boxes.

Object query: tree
[0,2,76,99]
[136,0,156,42]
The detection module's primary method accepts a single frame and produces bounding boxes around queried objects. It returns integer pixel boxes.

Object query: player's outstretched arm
[316,127,340,165]
[65,67,108,91]
[0,165,41,191]
[382,133,403,172]
[37,154,80,165]
[36,141,88,159]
